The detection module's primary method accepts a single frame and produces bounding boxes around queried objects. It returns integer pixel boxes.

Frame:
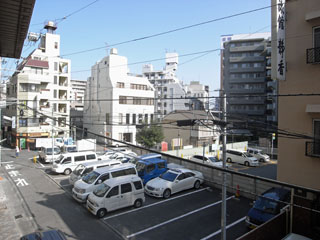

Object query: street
[1,147,256,239]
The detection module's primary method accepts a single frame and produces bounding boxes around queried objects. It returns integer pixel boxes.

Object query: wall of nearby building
[275,0,320,190]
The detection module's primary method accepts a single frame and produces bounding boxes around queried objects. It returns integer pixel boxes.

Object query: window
[86,154,96,160]
[54,62,58,71]
[106,113,110,125]
[19,118,27,127]
[119,113,123,124]
[146,164,155,173]
[106,186,119,198]
[124,168,136,175]
[74,155,86,162]
[117,82,124,88]
[54,76,57,84]
[121,183,132,194]
[133,181,143,190]
[313,120,320,154]
[314,27,320,48]
[126,114,130,124]
[157,162,165,169]
[138,114,143,124]
[53,103,57,112]
[132,114,136,124]
[185,172,195,178]
[54,42,58,49]
[62,157,72,165]
[177,173,185,181]
[145,114,148,124]
[82,167,93,175]
[54,90,57,98]
[97,173,109,183]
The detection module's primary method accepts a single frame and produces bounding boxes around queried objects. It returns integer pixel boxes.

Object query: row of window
[230,52,261,57]
[230,73,265,79]
[230,41,262,47]
[229,83,265,90]
[106,180,142,198]
[119,96,154,105]
[230,105,265,111]
[116,82,152,91]
[230,62,264,68]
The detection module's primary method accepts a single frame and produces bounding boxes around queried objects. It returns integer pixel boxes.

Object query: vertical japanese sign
[277,0,286,80]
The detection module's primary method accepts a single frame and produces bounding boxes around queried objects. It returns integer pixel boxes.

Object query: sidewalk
[0,148,38,239]
[0,168,23,240]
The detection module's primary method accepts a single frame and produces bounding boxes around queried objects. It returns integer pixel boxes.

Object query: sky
[3,0,271,96]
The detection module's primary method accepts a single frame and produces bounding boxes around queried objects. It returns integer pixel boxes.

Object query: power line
[61,4,277,57]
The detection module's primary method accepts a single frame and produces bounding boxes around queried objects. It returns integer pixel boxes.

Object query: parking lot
[41,159,253,240]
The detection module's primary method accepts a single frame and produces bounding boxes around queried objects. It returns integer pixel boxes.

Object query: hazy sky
[4,0,271,95]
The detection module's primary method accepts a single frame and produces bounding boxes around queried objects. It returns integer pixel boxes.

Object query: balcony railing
[305,141,320,157]
[306,47,320,64]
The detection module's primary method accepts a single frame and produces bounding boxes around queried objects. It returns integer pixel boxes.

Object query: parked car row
[57,151,205,218]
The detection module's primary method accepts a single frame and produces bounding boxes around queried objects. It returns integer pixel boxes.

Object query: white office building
[83,48,155,145]
[5,21,71,148]
[143,53,209,120]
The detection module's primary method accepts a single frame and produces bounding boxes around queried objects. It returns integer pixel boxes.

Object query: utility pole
[221,93,227,240]
[202,142,205,164]
[52,107,54,166]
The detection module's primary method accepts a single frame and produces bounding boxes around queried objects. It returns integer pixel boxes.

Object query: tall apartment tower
[220,33,275,134]
[5,21,71,148]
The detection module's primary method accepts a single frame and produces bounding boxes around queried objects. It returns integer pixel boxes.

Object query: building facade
[221,33,276,134]
[5,22,71,148]
[143,53,209,121]
[272,0,320,190]
[83,48,155,145]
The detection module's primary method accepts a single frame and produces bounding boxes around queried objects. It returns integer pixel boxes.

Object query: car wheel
[134,199,143,208]
[97,208,107,218]
[64,168,72,175]
[194,180,201,189]
[259,158,264,162]
[163,189,171,199]
[227,158,232,163]
[244,161,250,167]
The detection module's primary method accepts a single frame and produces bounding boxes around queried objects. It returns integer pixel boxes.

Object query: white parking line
[1,161,13,164]
[126,196,235,239]
[103,187,210,221]
[52,176,69,180]
[200,216,246,240]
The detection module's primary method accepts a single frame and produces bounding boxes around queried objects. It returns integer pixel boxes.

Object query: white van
[72,163,137,203]
[69,160,122,186]
[51,151,98,175]
[86,175,145,218]
[247,148,270,162]
[226,149,259,167]
[39,146,61,163]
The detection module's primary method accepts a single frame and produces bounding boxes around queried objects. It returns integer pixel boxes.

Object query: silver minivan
[72,163,137,203]
[69,160,122,186]
[87,175,145,218]
[226,149,259,167]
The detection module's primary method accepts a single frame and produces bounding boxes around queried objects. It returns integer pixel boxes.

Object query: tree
[136,124,164,148]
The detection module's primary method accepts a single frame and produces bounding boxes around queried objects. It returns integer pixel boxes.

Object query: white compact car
[190,155,231,168]
[247,148,270,162]
[145,168,204,199]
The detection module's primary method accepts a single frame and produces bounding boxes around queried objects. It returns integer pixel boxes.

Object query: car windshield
[82,171,100,184]
[136,162,146,174]
[208,157,220,163]
[160,171,178,182]
[254,197,278,214]
[109,153,120,159]
[55,155,64,163]
[93,183,110,197]
[72,164,85,176]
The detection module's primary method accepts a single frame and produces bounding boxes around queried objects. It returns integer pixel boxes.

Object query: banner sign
[277,0,286,80]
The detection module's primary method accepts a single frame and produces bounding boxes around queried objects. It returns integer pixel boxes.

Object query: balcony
[229,88,265,94]
[229,67,265,73]
[228,98,265,105]
[229,45,264,52]
[305,141,320,157]
[229,56,265,63]
[229,77,265,84]
[306,47,320,64]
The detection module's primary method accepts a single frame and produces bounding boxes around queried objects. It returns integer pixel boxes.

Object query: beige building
[272,0,320,190]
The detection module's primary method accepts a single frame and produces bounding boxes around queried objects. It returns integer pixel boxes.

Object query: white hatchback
[145,168,204,199]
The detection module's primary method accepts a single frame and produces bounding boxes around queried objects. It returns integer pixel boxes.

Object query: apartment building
[83,48,155,145]
[221,33,275,134]
[143,53,209,120]
[5,22,71,148]
[70,79,87,111]
[272,0,320,190]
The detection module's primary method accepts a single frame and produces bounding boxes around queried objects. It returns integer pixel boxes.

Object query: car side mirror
[175,180,179,183]
[97,179,102,184]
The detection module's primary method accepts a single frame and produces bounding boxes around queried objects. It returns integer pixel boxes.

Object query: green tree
[136,124,164,148]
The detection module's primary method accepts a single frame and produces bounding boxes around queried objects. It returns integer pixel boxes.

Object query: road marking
[1,161,13,164]
[52,176,69,180]
[37,162,45,167]
[126,195,235,239]
[200,216,246,240]
[103,187,210,221]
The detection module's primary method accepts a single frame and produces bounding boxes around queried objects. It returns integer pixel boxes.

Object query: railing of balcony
[306,47,320,64]
[305,141,320,157]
